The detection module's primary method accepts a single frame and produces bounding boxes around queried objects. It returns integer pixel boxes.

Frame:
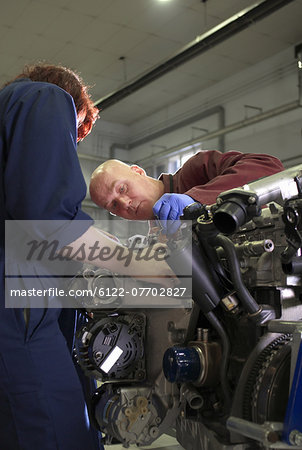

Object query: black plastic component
[182,202,206,221]
[283,256,302,274]
[213,191,261,234]
[168,236,225,313]
[281,198,302,265]
[75,315,145,381]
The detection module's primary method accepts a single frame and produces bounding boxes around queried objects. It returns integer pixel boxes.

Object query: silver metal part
[268,320,302,389]
[75,166,302,449]
[218,164,302,207]
[181,384,204,410]
[289,430,302,447]
[227,417,302,449]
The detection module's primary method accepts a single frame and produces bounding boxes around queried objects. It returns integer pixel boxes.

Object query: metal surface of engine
[74,165,302,449]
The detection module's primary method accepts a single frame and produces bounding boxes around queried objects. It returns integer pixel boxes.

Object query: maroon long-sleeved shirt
[159,150,284,205]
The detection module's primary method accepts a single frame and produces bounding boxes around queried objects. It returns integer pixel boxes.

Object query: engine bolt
[137,370,145,380]
[134,315,144,325]
[286,208,298,224]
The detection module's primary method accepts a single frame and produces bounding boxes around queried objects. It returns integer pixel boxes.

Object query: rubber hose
[214,234,260,315]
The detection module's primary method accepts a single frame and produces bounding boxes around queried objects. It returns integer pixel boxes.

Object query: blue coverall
[0,78,102,449]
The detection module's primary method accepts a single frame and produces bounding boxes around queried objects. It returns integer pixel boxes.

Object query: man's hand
[152,193,194,234]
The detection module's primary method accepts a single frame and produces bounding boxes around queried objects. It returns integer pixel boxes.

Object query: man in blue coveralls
[0,64,174,450]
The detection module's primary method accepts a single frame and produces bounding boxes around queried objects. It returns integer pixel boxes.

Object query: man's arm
[174,150,284,205]
[155,150,284,234]
[65,226,176,287]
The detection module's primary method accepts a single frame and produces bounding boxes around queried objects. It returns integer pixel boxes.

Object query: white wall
[79,45,302,219]
[128,46,302,165]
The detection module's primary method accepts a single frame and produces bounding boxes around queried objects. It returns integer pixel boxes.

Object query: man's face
[92,165,159,220]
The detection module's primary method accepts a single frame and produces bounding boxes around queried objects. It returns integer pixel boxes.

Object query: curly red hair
[6,63,99,141]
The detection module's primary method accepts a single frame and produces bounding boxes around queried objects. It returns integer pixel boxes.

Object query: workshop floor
[104,433,185,449]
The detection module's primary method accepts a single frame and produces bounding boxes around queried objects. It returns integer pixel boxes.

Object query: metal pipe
[227,416,281,445]
[78,98,299,166]
[80,100,300,168]
[181,384,204,410]
[213,234,261,315]
[268,320,302,334]
[137,100,300,165]
[204,310,232,410]
[94,0,294,111]
[128,106,225,151]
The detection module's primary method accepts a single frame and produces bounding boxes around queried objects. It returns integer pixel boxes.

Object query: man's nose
[119,196,131,208]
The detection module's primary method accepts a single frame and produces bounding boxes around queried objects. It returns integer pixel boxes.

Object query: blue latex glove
[152,193,194,235]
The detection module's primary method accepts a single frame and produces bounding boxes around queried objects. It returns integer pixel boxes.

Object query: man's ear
[130,165,146,176]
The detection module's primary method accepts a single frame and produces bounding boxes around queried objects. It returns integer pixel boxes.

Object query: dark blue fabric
[0,78,102,449]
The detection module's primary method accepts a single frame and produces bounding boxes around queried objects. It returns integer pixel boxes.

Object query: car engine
[74,165,302,449]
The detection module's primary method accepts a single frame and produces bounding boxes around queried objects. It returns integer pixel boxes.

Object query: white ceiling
[1,0,302,125]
